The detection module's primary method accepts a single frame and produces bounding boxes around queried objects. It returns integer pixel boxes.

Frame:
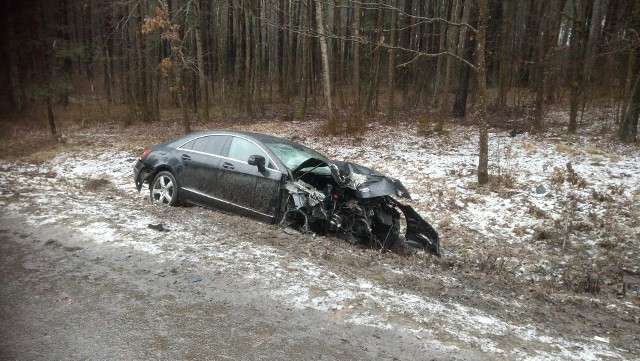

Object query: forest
[1,1,639,162]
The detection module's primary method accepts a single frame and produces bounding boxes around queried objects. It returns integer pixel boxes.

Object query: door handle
[181,154,191,161]
[222,162,235,170]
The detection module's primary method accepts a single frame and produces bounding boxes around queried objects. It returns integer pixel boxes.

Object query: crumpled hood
[292,158,411,199]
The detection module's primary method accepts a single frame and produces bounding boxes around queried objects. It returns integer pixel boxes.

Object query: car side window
[228,137,272,168]
[179,139,195,150]
[182,135,226,155]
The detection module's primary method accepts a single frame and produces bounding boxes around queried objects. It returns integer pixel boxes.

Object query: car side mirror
[247,155,266,172]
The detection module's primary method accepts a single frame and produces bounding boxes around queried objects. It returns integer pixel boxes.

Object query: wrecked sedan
[133,130,440,255]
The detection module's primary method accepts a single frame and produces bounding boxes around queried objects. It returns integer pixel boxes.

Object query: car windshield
[265,142,328,170]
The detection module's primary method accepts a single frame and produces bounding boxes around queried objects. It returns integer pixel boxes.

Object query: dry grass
[83,178,112,192]
[585,143,602,155]
[438,214,452,228]
[555,143,580,156]
[417,114,446,136]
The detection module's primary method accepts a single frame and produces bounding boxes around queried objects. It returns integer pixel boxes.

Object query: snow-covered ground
[248,120,640,281]
[0,119,639,359]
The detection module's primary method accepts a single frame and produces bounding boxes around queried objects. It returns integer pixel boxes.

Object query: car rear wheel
[150,171,179,206]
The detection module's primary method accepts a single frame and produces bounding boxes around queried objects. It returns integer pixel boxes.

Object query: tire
[150,171,179,206]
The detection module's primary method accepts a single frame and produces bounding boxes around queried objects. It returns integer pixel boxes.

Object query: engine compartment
[282,161,440,255]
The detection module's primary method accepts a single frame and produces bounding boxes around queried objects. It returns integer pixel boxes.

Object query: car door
[177,135,227,206]
[215,136,283,222]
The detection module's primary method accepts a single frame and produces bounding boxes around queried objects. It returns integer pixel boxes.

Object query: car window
[179,139,195,150]
[181,135,226,155]
[228,137,269,165]
[265,142,328,170]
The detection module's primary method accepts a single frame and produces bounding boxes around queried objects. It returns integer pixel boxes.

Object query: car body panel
[179,151,222,206]
[177,135,226,194]
[215,157,283,222]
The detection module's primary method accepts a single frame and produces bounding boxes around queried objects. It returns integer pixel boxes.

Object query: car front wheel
[150,171,179,206]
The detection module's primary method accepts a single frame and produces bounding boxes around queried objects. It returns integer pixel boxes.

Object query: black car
[134,130,440,255]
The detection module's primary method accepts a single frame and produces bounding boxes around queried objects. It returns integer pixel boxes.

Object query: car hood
[292,158,411,200]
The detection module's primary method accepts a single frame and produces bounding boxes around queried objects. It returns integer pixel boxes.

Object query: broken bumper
[390,198,441,256]
[133,160,153,192]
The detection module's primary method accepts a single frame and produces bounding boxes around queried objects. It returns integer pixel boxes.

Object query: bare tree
[386,0,398,124]
[620,20,640,142]
[194,0,209,123]
[352,0,362,129]
[476,0,488,184]
[142,4,191,133]
[621,74,640,142]
[316,0,335,130]
[567,0,592,133]
[366,0,385,114]
[452,0,477,118]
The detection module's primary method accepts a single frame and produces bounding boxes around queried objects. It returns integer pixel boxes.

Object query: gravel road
[0,220,479,360]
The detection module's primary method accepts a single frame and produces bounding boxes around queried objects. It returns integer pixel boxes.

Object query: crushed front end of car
[281,159,440,256]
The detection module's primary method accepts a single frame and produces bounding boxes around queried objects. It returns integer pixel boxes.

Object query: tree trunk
[353,0,362,122]
[432,1,448,109]
[180,89,190,133]
[582,0,603,97]
[353,1,362,109]
[195,0,209,123]
[244,0,253,116]
[568,0,591,133]
[135,2,149,122]
[440,0,461,114]
[273,1,281,97]
[146,0,159,122]
[544,0,566,104]
[316,0,335,131]
[5,50,20,112]
[495,0,511,109]
[298,0,310,118]
[453,1,477,118]
[386,0,398,124]
[620,29,640,142]
[620,76,640,142]
[233,3,243,109]
[282,0,291,101]
[398,0,413,94]
[253,11,264,115]
[366,0,384,113]
[220,2,230,114]
[103,15,114,104]
[533,0,548,130]
[476,0,488,185]
[46,96,57,136]
[333,0,344,107]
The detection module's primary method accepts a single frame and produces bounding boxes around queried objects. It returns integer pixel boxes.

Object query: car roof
[192,129,301,145]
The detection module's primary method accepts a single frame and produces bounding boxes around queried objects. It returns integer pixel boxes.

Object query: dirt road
[0,221,477,360]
